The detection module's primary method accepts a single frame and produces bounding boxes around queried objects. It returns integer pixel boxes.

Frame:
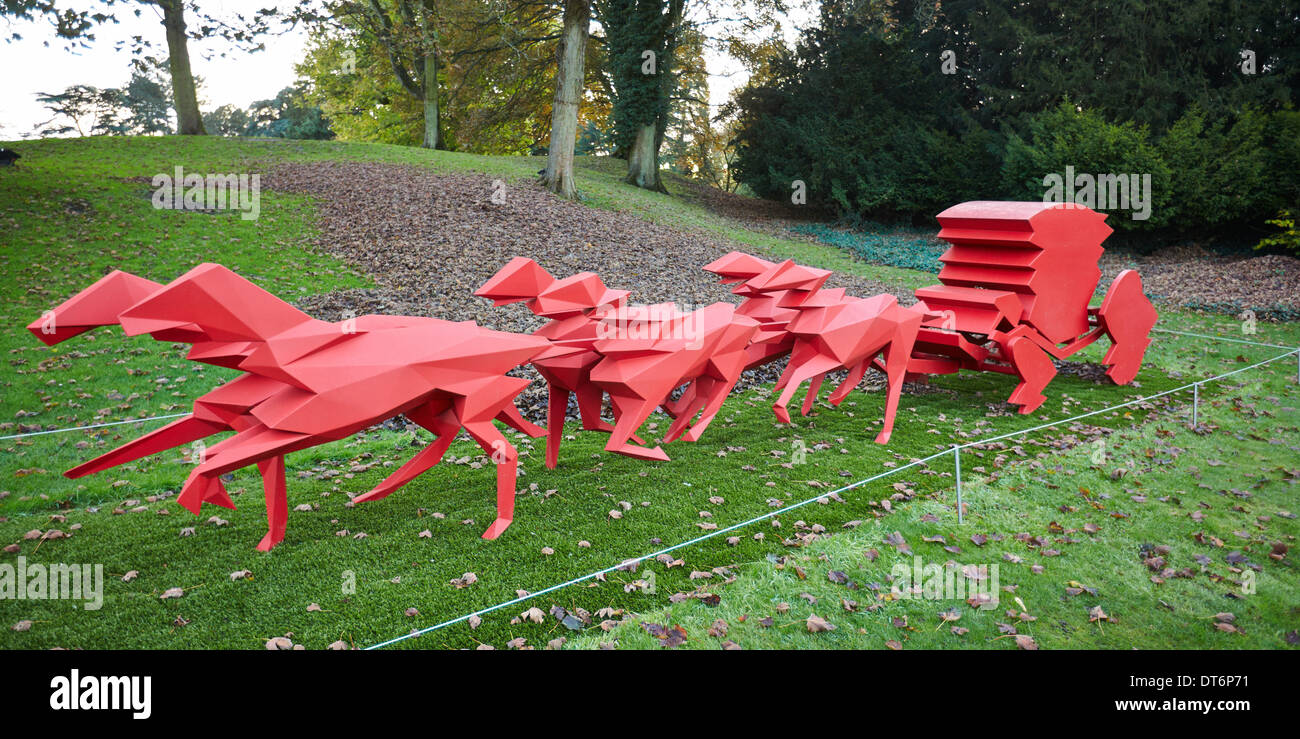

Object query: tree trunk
[160,0,205,135]
[623,0,682,192]
[542,0,590,199]
[422,51,439,149]
[625,123,663,191]
[420,1,440,149]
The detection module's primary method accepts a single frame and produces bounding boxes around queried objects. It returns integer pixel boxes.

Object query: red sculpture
[907,201,1156,412]
[475,257,760,463]
[701,252,809,372]
[587,302,759,460]
[28,201,1156,551]
[29,264,551,550]
[702,253,926,443]
[474,257,637,469]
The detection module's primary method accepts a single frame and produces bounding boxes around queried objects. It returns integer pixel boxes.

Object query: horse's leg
[603,395,669,461]
[176,469,234,515]
[801,372,826,416]
[663,377,713,443]
[353,404,459,503]
[180,425,312,550]
[773,354,840,424]
[575,382,608,430]
[678,374,739,442]
[828,360,868,406]
[577,381,645,443]
[254,455,287,552]
[544,384,570,469]
[661,382,697,419]
[773,354,799,392]
[495,403,545,438]
[875,345,908,444]
[875,316,920,444]
[462,420,519,540]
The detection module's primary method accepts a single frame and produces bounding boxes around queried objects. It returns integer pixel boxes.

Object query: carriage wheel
[1097,270,1157,386]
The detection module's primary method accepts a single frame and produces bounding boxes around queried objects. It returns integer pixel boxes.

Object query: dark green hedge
[730,0,1299,248]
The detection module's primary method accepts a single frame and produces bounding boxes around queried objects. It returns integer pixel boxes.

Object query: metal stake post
[1192,383,1199,428]
[954,445,963,524]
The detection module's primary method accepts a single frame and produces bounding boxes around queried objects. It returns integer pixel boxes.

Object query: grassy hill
[0,136,1297,650]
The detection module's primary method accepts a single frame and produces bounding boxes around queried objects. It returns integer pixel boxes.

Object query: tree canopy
[729,0,1299,239]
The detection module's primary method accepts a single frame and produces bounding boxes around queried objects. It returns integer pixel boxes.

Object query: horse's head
[475,257,556,307]
[737,259,831,298]
[118,263,312,343]
[476,258,627,318]
[27,270,163,346]
[532,272,628,318]
[702,251,777,292]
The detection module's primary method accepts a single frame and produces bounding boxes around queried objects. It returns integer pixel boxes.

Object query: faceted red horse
[476,257,760,463]
[587,301,760,460]
[474,257,646,468]
[701,251,815,371]
[711,255,925,443]
[29,264,550,550]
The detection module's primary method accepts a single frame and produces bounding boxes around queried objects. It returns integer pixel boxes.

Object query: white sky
[0,1,308,138]
[0,0,813,140]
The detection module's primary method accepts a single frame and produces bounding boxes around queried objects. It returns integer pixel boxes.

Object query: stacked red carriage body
[906,201,1156,413]
[28,201,1156,550]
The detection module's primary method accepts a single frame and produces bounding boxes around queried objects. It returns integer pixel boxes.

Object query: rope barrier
[0,413,188,441]
[1149,327,1296,351]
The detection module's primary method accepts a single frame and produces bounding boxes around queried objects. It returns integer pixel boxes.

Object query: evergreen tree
[596,0,685,190]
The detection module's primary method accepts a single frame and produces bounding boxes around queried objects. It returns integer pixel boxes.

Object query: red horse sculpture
[476,257,759,463]
[474,257,639,468]
[29,264,551,550]
[587,301,759,460]
[703,252,926,443]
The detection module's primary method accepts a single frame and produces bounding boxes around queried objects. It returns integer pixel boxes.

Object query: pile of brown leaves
[1099,245,1300,316]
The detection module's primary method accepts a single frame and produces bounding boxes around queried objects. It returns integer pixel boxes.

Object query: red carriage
[905,201,1157,413]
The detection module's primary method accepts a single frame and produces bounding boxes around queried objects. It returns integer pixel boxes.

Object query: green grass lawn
[0,136,1296,650]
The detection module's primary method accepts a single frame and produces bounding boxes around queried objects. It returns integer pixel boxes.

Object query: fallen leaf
[806,614,836,633]
[1014,634,1038,650]
[266,636,294,650]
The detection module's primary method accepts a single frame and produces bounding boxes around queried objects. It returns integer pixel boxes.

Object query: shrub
[1159,108,1272,230]
[790,223,946,272]
[1255,210,1300,255]
[1000,103,1173,230]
